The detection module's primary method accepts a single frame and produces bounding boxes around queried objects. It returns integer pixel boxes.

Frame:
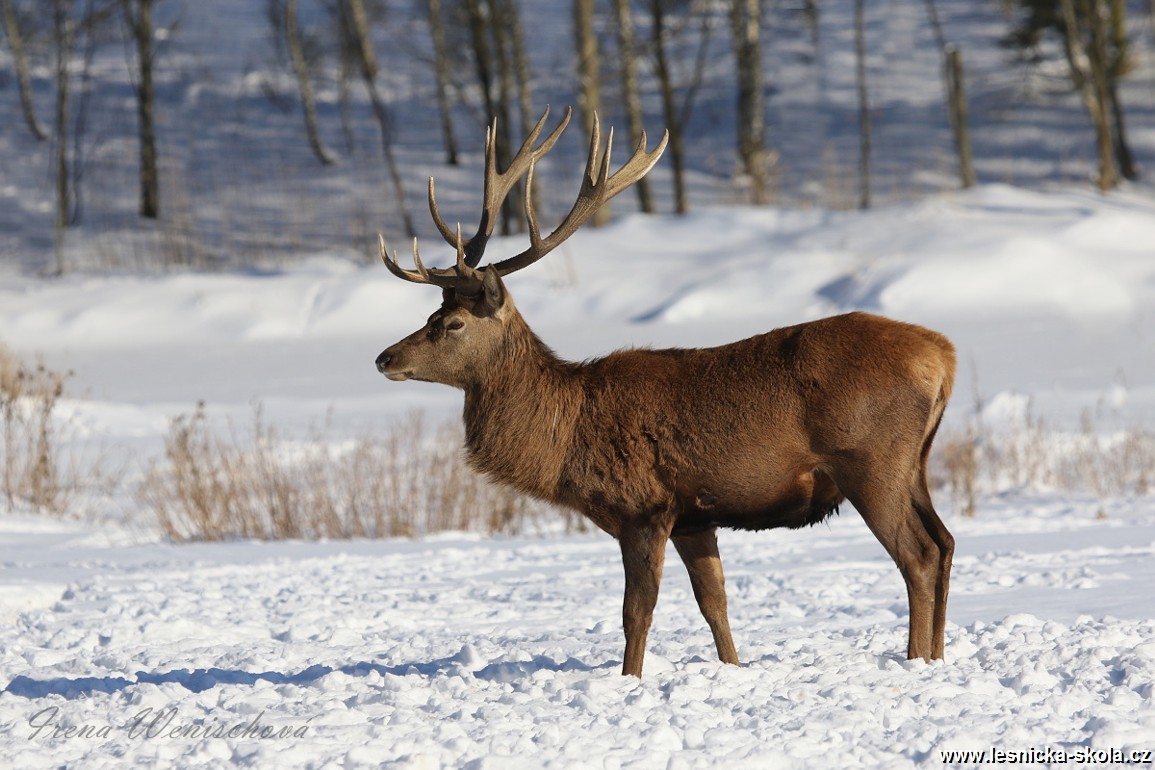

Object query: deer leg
[913,479,954,659]
[842,476,944,662]
[618,517,673,677]
[672,528,740,666]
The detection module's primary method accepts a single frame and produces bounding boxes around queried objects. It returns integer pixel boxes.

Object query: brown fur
[377,271,956,676]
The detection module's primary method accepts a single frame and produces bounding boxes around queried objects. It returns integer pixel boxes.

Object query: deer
[374,107,956,677]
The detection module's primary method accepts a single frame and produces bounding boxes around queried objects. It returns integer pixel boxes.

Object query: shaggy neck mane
[462,311,583,502]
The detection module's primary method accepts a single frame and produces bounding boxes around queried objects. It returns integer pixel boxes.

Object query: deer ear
[479,268,505,316]
[441,286,455,304]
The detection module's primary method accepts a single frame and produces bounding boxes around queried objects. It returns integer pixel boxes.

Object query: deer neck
[462,320,582,503]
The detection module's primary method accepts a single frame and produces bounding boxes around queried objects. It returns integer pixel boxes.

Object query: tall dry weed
[932,397,1155,517]
[0,343,72,514]
[138,404,581,542]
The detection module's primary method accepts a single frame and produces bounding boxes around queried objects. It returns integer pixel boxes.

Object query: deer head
[374,107,668,389]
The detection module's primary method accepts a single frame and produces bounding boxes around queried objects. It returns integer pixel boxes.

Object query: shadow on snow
[3,654,614,700]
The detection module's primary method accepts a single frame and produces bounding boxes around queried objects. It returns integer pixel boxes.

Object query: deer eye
[445,319,465,332]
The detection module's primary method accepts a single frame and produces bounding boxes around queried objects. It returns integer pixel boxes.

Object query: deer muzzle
[375,349,411,381]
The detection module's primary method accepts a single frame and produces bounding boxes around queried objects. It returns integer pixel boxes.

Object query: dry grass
[138,404,586,542]
[932,398,1155,518]
[0,343,72,514]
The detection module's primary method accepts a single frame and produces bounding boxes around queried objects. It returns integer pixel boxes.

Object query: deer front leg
[672,528,740,666]
[618,518,673,677]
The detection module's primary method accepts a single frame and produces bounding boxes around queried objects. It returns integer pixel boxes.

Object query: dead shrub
[0,343,72,514]
[932,397,1155,517]
[138,403,584,542]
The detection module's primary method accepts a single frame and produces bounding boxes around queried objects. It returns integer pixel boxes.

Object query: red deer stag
[374,107,956,677]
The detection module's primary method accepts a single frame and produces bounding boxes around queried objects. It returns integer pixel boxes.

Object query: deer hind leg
[913,477,954,659]
[618,516,674,677]
[840,472,949,662]
[672,528,740,666]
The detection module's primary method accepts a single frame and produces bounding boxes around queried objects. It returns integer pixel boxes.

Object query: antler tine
[426,107,573,269]
[489,113,668,278]
[454,223,479,278]
[427,176,456,245]
[378,233,459,289]
[604,127,669,200]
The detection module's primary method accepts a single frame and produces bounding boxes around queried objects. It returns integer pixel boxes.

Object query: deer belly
[672,467,844,534]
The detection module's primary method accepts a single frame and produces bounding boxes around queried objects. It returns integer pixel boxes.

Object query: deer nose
[375,350,392,374]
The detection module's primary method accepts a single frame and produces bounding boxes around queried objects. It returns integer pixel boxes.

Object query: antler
[488,114,667,277]
[379,106,668,288]
[430,106,573,268]
[378,227,479,290]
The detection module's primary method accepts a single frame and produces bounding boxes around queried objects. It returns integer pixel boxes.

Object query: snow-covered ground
[2,495,1154,769]
[2,184,1155,767]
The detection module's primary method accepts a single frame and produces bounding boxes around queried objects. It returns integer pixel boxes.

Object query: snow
[3,185,1155,767]
[3,499,1155,768]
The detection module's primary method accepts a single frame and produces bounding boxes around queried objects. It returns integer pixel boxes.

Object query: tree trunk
[650,0,687,215]
[730,0,768,204]
[1062,0,1118,191]
[924,0,974,188]
[123,0,159,218]
[464,0,518,234]
[2,0,48,140]
[345,0,415,237]
[285,0,334,166]
[505,0,533,139]
[53,0,74,274]
[1083,0,1118,190]
[1106,0,1136,180]
[463,0,495,119]
[490,0,522,232]
[333,0,356,154]
[946,47,975,188]
[612,0,654,213]
[853,0,871,209]
[1108,79,1136,180]
[426,0,458,165]
[575,0,609,225]
[502,0,539,220]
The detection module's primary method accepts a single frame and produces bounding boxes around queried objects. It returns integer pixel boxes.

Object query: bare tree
[274,0,336,165]
[338,0,415,237]
[729,0,768,204]
[1059,0,1118,189]
[1008,0,1137,189]
[853,0,871,209]
[51,0,75,273]
[426,0,458,164]
[612,0,655,213]
[648,0,711,215]
[924,0,975,188]
[460,0,536,234]
[945,47,975,188]
[1102,0,1136,180]
[122,0,160,218]
[1,0,48,140]
[503,0,533,139]
[575,0,609,225]
[649,0,683,213]
[332,4,355,152]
